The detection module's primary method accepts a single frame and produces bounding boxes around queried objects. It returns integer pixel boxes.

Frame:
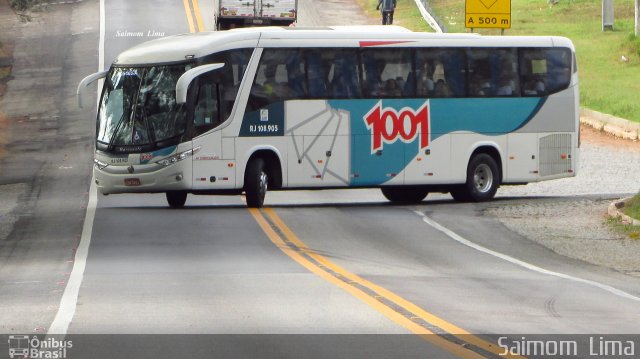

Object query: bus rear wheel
[166,191,187,208]
[245,158,268,208]
[451,153,500,202]
[381,187,428,203]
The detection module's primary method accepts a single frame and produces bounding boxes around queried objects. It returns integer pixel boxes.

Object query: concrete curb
[581,108,640,141]
[608,197,640,226]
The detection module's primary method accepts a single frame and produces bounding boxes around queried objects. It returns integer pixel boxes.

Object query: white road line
[413,210,640,303]
[48,176,97,334]
[47,0,104,335]
[99,0,105,73]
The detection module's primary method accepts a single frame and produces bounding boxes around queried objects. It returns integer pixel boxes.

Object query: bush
[622,33,640,58]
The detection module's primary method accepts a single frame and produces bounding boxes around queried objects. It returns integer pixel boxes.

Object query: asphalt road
[1,1,640,358]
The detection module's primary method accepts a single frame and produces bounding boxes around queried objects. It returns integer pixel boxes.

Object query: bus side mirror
[175,63,225,105]
[77,70,108,109]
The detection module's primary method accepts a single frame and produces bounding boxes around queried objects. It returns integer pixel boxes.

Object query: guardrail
[413,0,447,33]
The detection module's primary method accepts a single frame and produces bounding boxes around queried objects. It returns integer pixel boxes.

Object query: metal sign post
[635,0,639,36]
[602,0,614,31]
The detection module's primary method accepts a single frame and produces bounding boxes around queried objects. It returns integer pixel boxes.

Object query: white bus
[78,26,579,208]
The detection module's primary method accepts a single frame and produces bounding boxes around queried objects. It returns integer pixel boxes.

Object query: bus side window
[284,50,307,98]
[414,53,436,97]
[247,49,307,111]
[200,48,252,117]
[519,48,570,96]
[326,49,361,99]
[416,48,464,98]
[360,48,413,98]
[545,48,572,94]
[193,80,220,136]
[468,50,492,96]
[468,48,518,97]
[248,53,279,110]
[495,48,519,97]
[307,50,328,98]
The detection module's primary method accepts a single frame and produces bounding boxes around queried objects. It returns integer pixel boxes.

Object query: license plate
[124,178,141,186]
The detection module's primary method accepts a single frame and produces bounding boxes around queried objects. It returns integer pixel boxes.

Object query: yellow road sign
[465,0,511,29]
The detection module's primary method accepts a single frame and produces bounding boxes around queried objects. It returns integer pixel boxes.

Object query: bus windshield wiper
[107,109,129,148]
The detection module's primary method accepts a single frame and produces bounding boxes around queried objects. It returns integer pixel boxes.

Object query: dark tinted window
[519,48,572,96]
[248,49,307,110]
[244,46,573,111]
[361,48,413,98]
[199,48,252,122]
[415,48,466,97]
[322,49,361,99]
[467,48,519,97]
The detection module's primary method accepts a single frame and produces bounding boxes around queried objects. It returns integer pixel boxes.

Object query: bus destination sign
[465,0,511,29]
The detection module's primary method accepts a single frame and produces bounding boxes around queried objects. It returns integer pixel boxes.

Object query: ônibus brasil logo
[364,101,430,154]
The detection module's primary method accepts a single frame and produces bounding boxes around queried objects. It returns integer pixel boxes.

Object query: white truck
[215,0,298,30]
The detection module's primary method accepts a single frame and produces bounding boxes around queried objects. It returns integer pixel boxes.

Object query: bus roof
[113,26,574,66]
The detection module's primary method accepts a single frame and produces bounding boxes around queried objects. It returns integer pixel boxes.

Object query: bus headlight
[94,158,109,170]
[156,147,200,167]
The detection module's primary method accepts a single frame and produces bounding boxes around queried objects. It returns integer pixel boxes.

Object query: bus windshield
[97,64,192,151]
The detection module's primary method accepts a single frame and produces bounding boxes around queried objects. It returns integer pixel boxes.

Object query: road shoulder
[489,197,640,278]
[0,0,98,333]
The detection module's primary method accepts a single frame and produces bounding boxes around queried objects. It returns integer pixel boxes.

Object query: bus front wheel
[381,187,428,203]
[245,158,268,208]
[451,153,500,202]
[166,191,187,208]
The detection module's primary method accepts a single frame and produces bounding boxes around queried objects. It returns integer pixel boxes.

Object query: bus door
[190,78,230,190]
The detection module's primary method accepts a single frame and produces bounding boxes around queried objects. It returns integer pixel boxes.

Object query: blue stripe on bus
[328,98,544,185]
[328,98,544,136]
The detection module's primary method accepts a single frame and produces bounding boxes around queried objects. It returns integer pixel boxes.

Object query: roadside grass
[607,217,640,240]
[0,41,10,84]
[607,194,640,240]
[624,193,640,222]
[357,0,640,123]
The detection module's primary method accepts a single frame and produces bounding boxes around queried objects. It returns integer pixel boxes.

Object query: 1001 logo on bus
[364,101,430,154]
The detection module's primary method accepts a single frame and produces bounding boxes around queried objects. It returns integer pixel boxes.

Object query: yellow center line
[182,0,196,33]
[191,0,205,32]
[250,207,510,359]
[248,208,423,333]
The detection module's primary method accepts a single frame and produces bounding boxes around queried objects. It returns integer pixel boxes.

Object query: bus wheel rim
[259,171,268,197]
[473,163,493,193]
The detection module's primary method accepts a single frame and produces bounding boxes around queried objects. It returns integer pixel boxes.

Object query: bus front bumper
[94,162,192,195]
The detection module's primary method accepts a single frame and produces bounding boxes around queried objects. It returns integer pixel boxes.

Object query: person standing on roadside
[376,0,397,25]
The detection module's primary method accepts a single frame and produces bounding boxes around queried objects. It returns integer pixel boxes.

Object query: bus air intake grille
[539,133,572,177]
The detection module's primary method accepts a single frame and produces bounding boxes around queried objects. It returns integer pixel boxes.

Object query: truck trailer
[215,0,298,30]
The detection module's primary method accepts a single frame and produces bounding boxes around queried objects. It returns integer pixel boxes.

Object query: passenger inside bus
[330,53,360,98]
[307,54,327,98]
[470,73,492,96]
[383,78,402,97]
[496,77,514,96]
[433,79,452,97]
[523,76,545,95]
